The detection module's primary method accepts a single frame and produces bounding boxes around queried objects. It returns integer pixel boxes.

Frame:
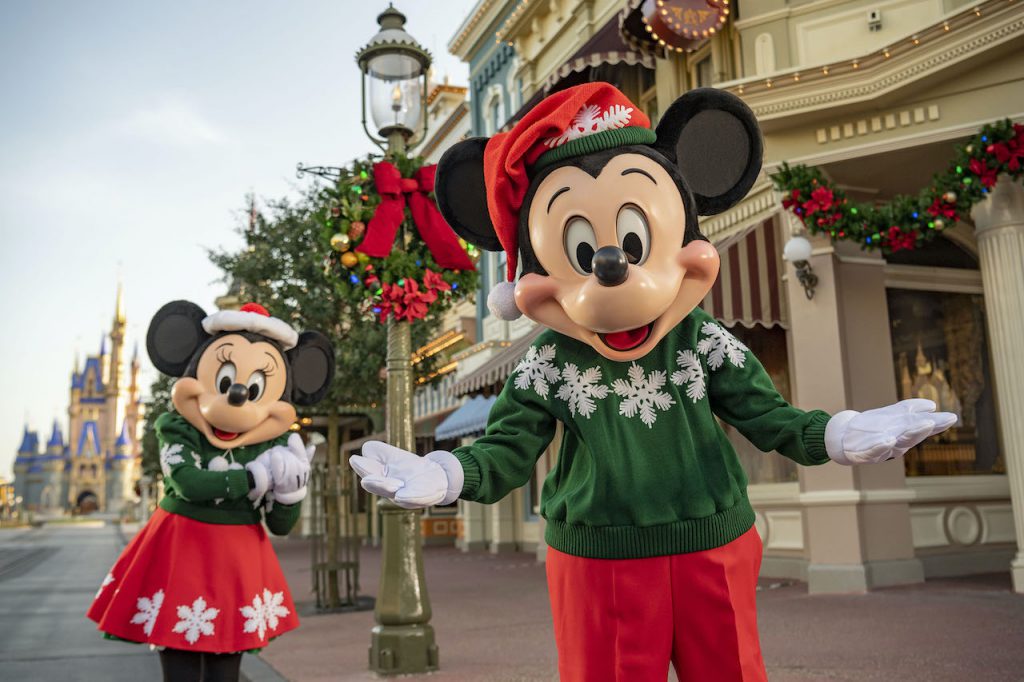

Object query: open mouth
[600,323,654,352]
[212,428,240,441]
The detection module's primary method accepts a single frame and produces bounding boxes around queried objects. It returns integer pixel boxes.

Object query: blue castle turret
[106,420,135,513]
[38,421,67,510]
[12,426,38,506]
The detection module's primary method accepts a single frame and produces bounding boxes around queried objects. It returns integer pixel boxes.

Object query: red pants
[546,527,767,682]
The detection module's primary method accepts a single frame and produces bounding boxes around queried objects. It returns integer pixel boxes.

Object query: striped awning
[435,395,497,441]
[450,326,544,397]
[701,217,788,328]
[542,50,655,92]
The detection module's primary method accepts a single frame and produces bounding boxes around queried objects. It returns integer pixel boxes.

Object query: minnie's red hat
[483,83,655,280]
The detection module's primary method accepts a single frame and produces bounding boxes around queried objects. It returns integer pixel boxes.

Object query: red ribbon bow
[355,162,475,271]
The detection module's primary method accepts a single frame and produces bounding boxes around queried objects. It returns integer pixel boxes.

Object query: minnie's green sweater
[453,308,831,559]
[155,412,300,536]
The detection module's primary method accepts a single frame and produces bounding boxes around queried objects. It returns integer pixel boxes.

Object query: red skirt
[87,508,300,653]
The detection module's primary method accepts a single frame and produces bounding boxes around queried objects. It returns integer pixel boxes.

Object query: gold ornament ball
[330,232,352,252]
[965,144,974,154]
[943,191,957,203]
[340,252,359,268]
[934,218,945,230]
[357,252,370,265]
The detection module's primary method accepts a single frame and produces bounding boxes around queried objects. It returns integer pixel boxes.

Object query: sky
[0,0,479,478]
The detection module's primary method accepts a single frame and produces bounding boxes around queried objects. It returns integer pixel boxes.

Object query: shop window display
[886,289,1002,475]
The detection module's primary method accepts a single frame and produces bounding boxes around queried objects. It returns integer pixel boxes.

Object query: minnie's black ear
[287,331,334,406]
[146,300,210,377]
[436,137,503,251]
[654,88,763,216]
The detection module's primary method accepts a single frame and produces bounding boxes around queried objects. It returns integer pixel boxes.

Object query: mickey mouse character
[88,301,334,682]
[349,83,956,682]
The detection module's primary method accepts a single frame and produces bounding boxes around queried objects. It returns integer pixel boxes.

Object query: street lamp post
[355,6,437,675]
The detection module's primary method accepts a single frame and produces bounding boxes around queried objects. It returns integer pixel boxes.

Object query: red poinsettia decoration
[802,187,835,215]
[781,189,802,209]
[374,269,454,323]
[886,226,917,252]
[926,196,958,220]
[969,158,998,188]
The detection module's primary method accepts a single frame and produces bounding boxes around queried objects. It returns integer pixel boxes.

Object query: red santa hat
[483,82,655,282]
[201,302,299,350]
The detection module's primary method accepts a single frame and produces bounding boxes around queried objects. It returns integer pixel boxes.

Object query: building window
[718,324,798,484]
[484,85,504,136]
[886,289,1001,476]
[639,67,658,125]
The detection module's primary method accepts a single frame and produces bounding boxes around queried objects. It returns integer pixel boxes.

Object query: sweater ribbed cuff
[225,469,251,500]
[453,449,482,500]
[802,411,833,465]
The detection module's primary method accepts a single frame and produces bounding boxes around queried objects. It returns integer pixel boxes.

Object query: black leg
[159,648,202,682]
[201,652,243,682]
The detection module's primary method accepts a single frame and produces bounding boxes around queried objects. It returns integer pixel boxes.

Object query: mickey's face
[171,334,297,450]
[435,87,763,362]
[515,152,719,361]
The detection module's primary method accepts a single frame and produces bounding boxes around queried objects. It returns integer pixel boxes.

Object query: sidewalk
[258,537,1024,682]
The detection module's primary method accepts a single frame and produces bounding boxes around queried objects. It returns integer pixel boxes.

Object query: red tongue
[603,326,649,351]
[213,428,239,441]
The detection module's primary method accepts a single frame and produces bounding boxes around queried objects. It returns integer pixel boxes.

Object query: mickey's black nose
[592,246,629,287]
[226,383,249,407]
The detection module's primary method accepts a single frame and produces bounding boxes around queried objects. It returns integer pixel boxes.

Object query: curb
[241,654,290,682]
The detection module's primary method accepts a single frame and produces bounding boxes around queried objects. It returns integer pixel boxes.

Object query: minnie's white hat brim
[202,311,299,350]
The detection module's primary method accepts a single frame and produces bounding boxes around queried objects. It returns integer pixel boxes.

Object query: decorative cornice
[723,0,1023,121]
[449,0,504,57]
[426,83,468,106]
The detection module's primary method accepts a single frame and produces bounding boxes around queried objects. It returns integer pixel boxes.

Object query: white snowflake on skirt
[513,344,560,398]
[130,589,164,637]
[172,596,220,645]
[611,363,676,428]
[240,588,290,640]
[671,350,706,403]
[696,321,749,370]
[95,572,115,599]
[556,363,609,418]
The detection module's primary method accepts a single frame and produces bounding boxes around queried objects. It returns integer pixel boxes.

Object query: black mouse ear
[286,331,335,406]
[146,301,210,377]
[653,88,763,216]
[436,137,503,251]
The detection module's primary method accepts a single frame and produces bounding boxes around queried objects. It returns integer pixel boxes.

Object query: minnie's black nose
[592,246,629,287]
[226,383,249,406]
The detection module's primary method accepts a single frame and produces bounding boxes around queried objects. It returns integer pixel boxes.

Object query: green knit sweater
[156,412,301,535]
[453,308,831,559]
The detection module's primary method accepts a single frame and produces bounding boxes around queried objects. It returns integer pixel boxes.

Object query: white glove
[825,398,957,465]
[245,451,273,502]
[349,441,463,509]
[268,433,314,505]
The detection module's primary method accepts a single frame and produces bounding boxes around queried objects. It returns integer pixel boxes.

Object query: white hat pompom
[487,281,522,321]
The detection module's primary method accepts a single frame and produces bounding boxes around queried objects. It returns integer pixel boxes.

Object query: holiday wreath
[771,119,1024,254]
[320,154,480,323]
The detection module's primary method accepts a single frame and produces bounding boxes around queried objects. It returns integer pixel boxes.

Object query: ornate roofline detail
[724,0,1022,121]
[449,0,505,57]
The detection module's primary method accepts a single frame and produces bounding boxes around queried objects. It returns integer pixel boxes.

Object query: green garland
[771,119,1024,254]
[319,154,479,323]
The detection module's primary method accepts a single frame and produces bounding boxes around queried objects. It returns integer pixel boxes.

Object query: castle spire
[18,424,38,454]
[99,333,107,356]
[47,420,64,451]
[114,281,126,326]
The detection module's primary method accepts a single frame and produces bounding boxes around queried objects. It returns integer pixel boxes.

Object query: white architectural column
[971,177,1024,593]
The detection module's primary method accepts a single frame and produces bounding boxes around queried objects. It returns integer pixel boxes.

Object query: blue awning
[435,395,496,441]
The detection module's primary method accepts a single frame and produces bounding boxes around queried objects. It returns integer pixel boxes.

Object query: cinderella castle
[13,286,143,514]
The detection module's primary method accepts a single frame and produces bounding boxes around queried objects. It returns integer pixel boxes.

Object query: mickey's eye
[564,217,598,276]
[246,371,266,402]
[616,205,651,265]
[216,362,236,394]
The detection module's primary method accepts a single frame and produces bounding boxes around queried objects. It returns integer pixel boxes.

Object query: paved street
[0,522,162,681]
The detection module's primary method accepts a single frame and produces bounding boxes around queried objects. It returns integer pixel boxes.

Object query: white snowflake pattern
[544,103,634,147]
[172,596,220,645]
[240,589,290,641]
[159,444,184,477]
[556,363,609,418]
[513,344,561,398]
[696,321,749,370]
[671,350,706,403]
[130,589,164,637]
[95,572,115,599]
[611,363,676,428]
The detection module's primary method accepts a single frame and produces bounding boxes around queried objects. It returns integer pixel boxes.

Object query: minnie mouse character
[349,83,956,681]
[88,301,334,682]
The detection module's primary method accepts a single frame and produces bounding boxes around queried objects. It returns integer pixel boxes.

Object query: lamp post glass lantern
[357,5,431,146]
[355,5,439,675]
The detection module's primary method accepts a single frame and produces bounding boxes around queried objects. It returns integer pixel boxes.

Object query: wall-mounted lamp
[783,236,818,300]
